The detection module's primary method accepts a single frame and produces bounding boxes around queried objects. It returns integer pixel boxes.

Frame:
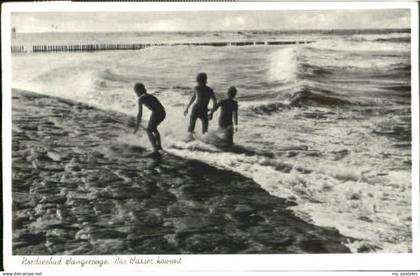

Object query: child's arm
[209,100,221,115]
[208,90,218,120]
[210,90,217,112]
[184,90,196,116]
[133,98,143,133]
[233,102,238,132]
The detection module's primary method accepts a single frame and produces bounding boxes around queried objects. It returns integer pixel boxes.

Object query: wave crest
[288,89,353,107]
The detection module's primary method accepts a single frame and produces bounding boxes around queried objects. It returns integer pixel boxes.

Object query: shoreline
[11,88,351,254]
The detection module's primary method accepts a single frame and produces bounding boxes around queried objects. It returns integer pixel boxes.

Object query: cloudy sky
[12,9,410,33]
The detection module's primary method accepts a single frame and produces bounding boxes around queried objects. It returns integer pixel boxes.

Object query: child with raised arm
[210,86,239,145]
[133,83,166,156]
[184,73,217,135]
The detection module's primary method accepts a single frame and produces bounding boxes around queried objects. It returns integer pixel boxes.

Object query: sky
[12,9,410,33]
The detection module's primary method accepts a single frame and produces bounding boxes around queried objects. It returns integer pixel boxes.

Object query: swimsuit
[188,86,215,133]
[147,111,166,131]
[140,94,166,131]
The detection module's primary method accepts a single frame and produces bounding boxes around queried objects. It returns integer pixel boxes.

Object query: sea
[11,29,412,253]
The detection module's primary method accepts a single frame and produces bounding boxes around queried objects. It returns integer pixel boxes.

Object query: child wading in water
[133,83,166,156]
[210,86,239,145]
[184,73,217,136]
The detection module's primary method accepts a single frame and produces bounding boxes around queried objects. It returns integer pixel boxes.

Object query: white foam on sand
[166,142,412,253]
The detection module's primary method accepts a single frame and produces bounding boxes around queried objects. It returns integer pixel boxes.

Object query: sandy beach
[11,89,351,254]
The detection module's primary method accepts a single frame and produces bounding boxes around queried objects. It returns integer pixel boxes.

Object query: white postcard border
[2,1,419,272]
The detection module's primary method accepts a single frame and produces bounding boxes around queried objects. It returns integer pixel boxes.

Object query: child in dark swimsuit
[184,73,217,135]
[210,86,238,145]
[133,83,166,155]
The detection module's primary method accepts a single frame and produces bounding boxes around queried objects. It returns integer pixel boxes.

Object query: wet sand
[11,89,351,254]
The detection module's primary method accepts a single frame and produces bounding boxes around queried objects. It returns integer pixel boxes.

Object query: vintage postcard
[1,1,419,274]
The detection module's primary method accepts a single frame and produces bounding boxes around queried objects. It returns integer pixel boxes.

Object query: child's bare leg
[188,115,197,133]
[146,129,159,152]
[154,130,163,150]
[226,126,234,145]
[201,118,208,134]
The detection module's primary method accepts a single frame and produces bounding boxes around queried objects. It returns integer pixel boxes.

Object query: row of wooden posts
[11,40,313,54]
[11,45,26,53]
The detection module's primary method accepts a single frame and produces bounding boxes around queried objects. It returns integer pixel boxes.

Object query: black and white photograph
[2,1,419,273]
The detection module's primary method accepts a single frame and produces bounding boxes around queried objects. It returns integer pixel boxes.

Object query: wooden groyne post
[12,40,314,54]
[31,43,149,53]
[11,45,26,54]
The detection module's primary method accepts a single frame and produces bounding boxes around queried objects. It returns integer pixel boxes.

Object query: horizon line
[13,27,411,35]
